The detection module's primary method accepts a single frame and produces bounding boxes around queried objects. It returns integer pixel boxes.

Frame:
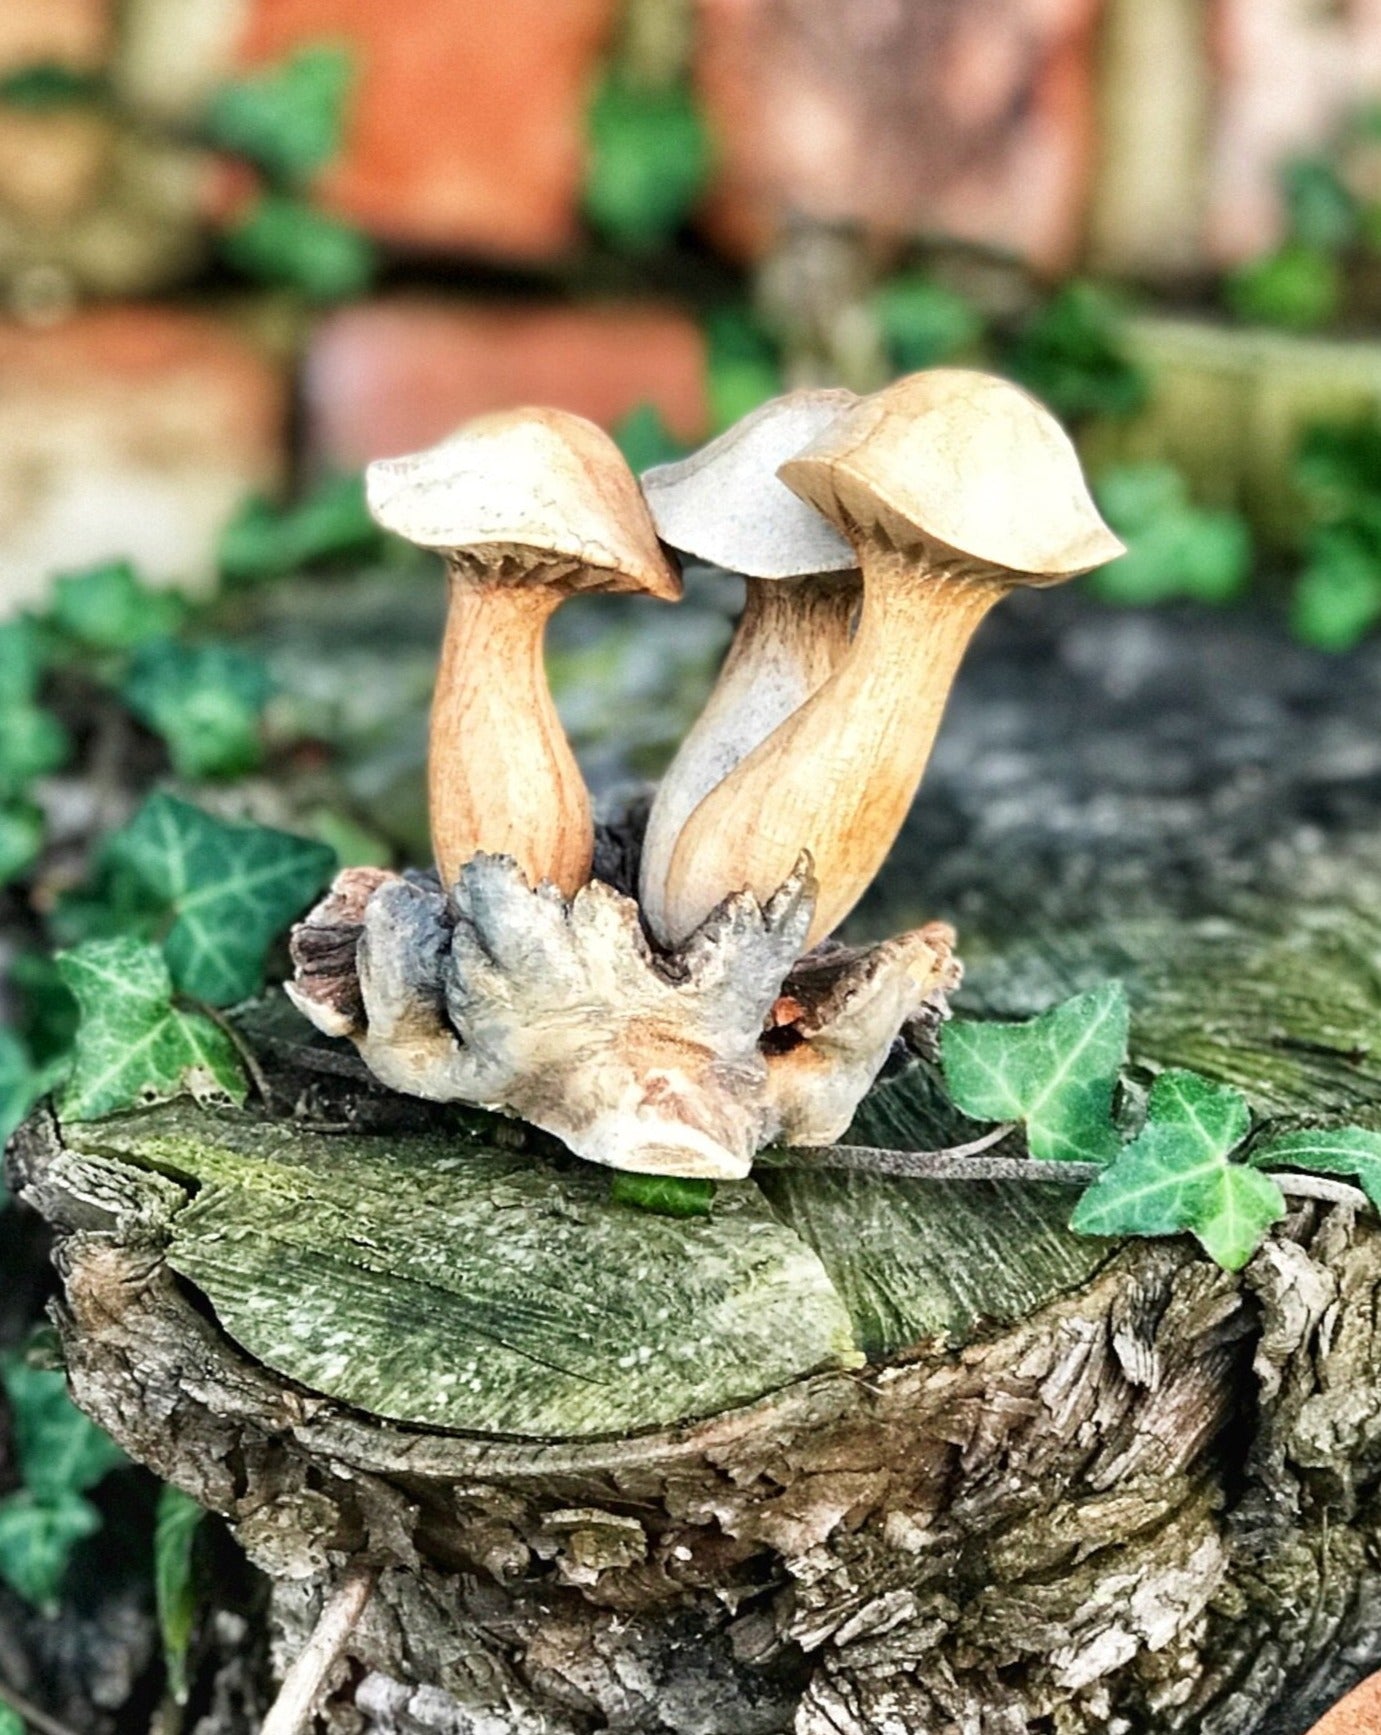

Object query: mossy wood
[13,600,1381,1734]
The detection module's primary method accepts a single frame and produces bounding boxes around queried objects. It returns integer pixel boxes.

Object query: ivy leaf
[610,1174,716,1217]
[1251,1125,1381,1211]
[0,1029,61,1179]
[874,274,984,373]
[704,308,783,434]
[1071,1070,1287,1270]
[122,640,273,780]
[97,794,335,1006]
[204,45,355,185]
[1003,283,1149,424]
[220,194,375,302]
[0,1700,21,1735]
[613,403,686,472]
[940,982,1128,1163]
[156,1485,206,1704]
[585,73,712,250]
[0,64,105,111]
[3,1359,126,1499]
[1280,155,1358,254]
[0,1490,102,1611]
[0,618,68,804]
[1094,465,1252,607]
[0,801,44,886]
[48,561,188,653]
[218,472,383,585]
[1292,526,1381,650]
[55,939,246,1122]
[1225,243,1341,332]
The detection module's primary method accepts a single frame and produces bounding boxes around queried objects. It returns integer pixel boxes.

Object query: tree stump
[11,596,1381,1734]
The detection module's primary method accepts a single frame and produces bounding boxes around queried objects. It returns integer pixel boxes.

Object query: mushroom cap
[366,407,682,600]
[778,369,1125,584]
[642,389,859,579]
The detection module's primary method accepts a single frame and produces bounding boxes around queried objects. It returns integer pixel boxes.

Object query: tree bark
[11,594,1381,1733]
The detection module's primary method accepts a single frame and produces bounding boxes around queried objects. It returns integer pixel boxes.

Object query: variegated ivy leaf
[1071,1070,1287,1271]
[940,982,1128,1163]
[56,938,246,1122]
[1251,1125,1381,1212]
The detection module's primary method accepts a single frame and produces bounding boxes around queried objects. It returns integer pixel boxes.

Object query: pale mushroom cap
[778,369,1125,583]
[366,407,682,600]
[642,389,859,579]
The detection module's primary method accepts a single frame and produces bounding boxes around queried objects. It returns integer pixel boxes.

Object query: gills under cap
[642,389,858,580]
[779,369,1124,583]
[367,406,681,599]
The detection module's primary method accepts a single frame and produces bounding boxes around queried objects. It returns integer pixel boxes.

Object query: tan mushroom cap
[779,369,1124,584]
[366,406,682,600]
[642,389,858,579]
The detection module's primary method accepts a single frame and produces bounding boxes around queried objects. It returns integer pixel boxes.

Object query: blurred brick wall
[4,0,1381,604]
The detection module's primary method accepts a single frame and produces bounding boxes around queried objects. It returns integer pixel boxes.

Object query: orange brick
[233,0,617,258]
[0,0,113,71]
[696,0,1102,275]
[0,306,286,611]
[1208,0,1381,264]
[1304,1671,1381,1735]
[303,299,709,468]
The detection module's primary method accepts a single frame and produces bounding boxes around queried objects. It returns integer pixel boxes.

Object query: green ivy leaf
[1292,526,1381,650]
[704,308,783,434]
[1251,1125,1381,1211]
[204,45,354,185]
[1226,243,1341,331]
[155,1485,206,1705]
[0,616,47,704]
[874,274,984,373]
[56,939,246,1121]
[610,1174,716,1217]
[122,640,273,780]
[585,73,713,250]
[3,1359,125,1499]
[0,1029,60,1177]
[0,801,45,886]
[94,794,335,1007]
[940,982,1128,1163]
[220,194,375,302]
[1003,283,1149,424]
[1093,465,1252,607]
[0,1699,22,1735]
[613,403,686,473]
[0,1490,102,1610]
[218,472,383,585]
[1071,1070,1287,1270]
[0,64,104,111]
[48,561,188,654]
[0,618,68,806]
[1281,155,1359,253]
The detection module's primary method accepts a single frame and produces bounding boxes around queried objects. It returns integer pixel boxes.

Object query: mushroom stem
[640,574,855,942]
[431,565,591,895]
[662,546,1002,949]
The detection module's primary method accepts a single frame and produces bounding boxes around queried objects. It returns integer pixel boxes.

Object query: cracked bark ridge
[12,1090,1381,1734]
[288,853,960,1177]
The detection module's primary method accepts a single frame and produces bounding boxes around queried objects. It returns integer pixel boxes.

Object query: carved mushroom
[637,389,859,943]
[367,409,681,897]
[660,369,1124,948]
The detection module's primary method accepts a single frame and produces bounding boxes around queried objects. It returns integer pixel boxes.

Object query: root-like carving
[289,854,959,1178]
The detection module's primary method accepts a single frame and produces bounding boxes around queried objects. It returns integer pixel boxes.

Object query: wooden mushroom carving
[289,372,1116,1176]
[638,389,859,944]
[661,370,1125,948]
[367,408,681,896]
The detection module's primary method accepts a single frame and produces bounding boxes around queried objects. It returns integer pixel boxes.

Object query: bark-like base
[287,850,958,1177]
[11,1036,1381,1735]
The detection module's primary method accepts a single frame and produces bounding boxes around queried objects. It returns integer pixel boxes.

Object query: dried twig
[0,1682,83,1735]
[259,1562,378,1735]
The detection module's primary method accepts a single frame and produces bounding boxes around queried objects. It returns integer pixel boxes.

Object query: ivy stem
[774,1139,1373,1214]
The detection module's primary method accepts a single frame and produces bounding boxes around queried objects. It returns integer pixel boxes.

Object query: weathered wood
[13,595,1381,1733]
